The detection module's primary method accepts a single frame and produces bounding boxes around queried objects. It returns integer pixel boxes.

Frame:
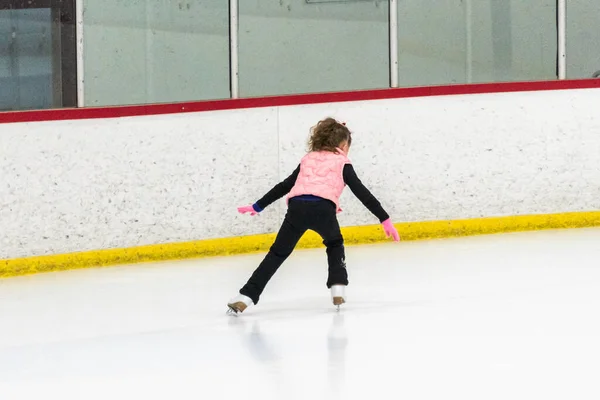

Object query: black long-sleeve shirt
[253,164,390,222]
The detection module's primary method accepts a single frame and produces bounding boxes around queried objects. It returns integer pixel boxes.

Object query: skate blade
[226,301,247,316]
[226,306,240,317]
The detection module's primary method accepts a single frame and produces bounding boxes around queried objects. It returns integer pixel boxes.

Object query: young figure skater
[228,118,399,314]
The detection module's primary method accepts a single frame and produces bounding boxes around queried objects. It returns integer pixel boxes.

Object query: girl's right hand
[382,219,400,242]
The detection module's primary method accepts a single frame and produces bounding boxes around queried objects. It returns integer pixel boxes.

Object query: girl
[228,118,399,314]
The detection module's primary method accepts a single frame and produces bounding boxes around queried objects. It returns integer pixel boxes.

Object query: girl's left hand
[238,205,259,216]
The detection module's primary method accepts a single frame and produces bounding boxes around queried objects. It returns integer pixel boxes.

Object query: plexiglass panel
[239,0,389,97]
[397,0,557,87]
[566,2,600,79]
[83,0,230,107]
[0,8,53,111]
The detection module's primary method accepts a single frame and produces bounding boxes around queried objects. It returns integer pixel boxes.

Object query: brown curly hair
[308,117,352,152]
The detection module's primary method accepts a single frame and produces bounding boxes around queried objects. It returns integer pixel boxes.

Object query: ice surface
[2,228,600,399]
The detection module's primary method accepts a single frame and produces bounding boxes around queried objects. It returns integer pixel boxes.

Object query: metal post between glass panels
[76,0,84,106]
[230,0,239,99]
[465,0,473,83]
[389,0,398,88]
[557,0,566,79]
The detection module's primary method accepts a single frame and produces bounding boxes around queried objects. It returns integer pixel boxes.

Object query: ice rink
[2,228,600,400]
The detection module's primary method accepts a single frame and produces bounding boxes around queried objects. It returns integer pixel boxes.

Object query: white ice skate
[331,285,346,311]
[227,294,254,316]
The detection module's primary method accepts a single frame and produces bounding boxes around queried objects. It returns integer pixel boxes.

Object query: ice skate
[227,294,254,316]
[331,285,346,311]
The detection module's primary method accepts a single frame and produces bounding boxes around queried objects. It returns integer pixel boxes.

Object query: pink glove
[238,205,259,216]
[382,219,400,242]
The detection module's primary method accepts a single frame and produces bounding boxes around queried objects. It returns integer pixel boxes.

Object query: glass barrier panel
[83,0,230,107]
[239,0,390,97]
[397,0,557,87]
[0,0,76,111]
[566,2,600,79]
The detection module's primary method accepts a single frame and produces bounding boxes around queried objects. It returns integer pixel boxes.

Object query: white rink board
[278,89,600,227]
[0,108,280,258]
[2,88,600,258]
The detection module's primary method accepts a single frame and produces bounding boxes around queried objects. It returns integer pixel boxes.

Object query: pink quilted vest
[287,148,351,212]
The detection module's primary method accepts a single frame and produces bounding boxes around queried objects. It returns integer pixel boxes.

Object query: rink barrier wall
[3,211,600,278]
[3,79,600,268]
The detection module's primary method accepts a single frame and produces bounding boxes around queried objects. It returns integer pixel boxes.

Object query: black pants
[240,198,348,305]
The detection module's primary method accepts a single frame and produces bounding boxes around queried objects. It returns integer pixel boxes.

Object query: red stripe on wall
[1,79,600,124]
